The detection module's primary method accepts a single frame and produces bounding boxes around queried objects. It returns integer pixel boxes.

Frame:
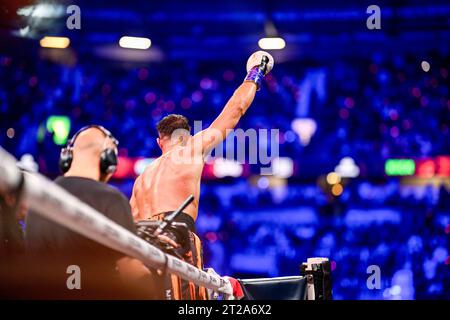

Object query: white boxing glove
[246,50,274,75]
[244,51,274,90]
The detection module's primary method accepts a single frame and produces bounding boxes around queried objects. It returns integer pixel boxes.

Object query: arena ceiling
[1,0,449,61]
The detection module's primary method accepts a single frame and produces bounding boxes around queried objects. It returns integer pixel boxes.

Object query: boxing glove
[244,51,274,90]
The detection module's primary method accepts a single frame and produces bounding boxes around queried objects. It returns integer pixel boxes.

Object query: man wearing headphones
[25,125,161,299]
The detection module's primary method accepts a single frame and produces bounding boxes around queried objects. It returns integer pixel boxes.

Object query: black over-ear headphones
[59,125,119,175]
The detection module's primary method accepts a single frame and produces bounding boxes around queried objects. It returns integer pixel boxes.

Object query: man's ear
[156,137,162,150]
[180,134,190,145]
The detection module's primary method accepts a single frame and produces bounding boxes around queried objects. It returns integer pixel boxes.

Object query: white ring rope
[0,146,233,297]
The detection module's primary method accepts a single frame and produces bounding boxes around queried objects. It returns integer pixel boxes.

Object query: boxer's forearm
[229,81,258,118]
[194,51,274,154]
[209,81,257,136]
[208,51,273,137]
[194,82,257,155]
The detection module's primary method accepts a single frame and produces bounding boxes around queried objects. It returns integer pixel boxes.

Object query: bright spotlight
[258,37,286,50]
[39,36,70,49]
[421,61,430,72]
[119,36,151,50]
[326,172,341,185]
[335,157,360,178]
[213,158,243,178]
[134,158,155,175]
[331,183,343,196]
[272,157,294,178]
[18,4,65,18]
[291,118,317,146]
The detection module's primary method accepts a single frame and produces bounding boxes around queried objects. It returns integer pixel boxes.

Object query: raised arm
[193,51,274,155]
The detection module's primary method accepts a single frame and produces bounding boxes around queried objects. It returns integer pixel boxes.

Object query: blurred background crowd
[0,0,449,299]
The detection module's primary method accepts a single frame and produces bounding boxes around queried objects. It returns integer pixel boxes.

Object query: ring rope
[0,146,233,297]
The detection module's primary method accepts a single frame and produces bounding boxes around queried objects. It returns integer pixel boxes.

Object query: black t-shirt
[25,176,137,298]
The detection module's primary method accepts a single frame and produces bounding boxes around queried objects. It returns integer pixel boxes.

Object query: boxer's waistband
[152,211,196,234]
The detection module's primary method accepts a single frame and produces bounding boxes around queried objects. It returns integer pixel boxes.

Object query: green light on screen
[46,116,71,145]
[385,159,415,176]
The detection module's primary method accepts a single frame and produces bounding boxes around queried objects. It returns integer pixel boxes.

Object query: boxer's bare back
[130,142,204,221]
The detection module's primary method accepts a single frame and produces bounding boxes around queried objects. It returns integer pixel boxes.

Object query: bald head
[72,127,116,155]
[65,127,118,182]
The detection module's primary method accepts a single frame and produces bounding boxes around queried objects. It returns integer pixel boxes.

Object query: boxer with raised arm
[130,51,274,232]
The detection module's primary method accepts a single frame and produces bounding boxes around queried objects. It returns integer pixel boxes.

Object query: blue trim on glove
[244,66,265,91]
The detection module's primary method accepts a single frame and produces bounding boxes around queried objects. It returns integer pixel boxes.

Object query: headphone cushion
[59,148,73,173]
[100,148,118,174]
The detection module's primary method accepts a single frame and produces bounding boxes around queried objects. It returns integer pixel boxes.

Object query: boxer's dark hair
[157,114,191,138]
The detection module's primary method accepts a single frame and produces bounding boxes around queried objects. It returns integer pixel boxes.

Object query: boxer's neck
[161,140,183,154]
